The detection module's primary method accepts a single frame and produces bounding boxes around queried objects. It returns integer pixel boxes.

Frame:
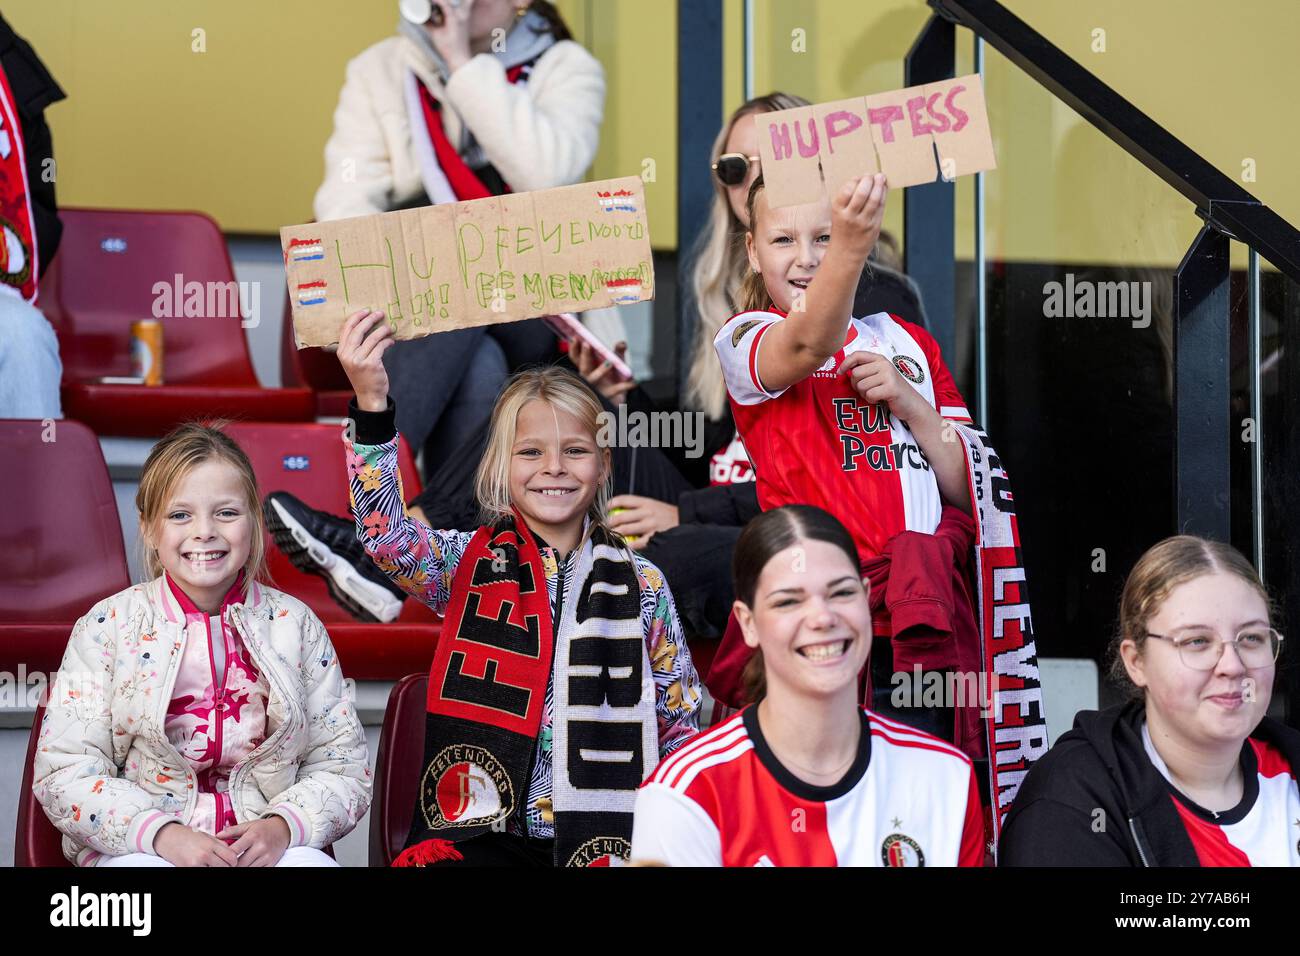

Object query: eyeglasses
[1145,627,1284,670]
[712,153,760,186]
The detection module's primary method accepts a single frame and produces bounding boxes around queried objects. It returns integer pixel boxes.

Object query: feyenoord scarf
[951,424,1048,853]
[394,515,655,867]
[402,58,538,205]
[0,60,38,303]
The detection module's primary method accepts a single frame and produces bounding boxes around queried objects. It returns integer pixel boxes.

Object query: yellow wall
[1002,0,1297,228]
[4,0,683,241]
[6,0,395,233]
[6,0,1296,269]
[726,0,1295,268]
[564,0,678,247]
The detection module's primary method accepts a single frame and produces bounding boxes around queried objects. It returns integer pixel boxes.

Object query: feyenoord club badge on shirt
[880,832,926,867]
[892,354,926,384]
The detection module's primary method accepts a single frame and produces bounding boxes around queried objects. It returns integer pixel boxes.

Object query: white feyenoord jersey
[1143,723,1300,866]
[631,706,986,866]
[713,309,973,562]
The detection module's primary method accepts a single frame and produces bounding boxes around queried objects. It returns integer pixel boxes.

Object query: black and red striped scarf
[394,513,654,867]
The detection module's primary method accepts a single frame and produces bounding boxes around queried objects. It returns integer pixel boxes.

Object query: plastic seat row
[40,207,355,435]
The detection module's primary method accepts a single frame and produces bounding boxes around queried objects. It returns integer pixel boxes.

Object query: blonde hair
[475,367,617,546]
[737,174,775,314]
[686,92,811,419]
[136,421,268,599]
[1108,535,1275,697]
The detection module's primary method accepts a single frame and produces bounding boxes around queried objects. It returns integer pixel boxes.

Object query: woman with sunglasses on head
[1000,535,1296,866]
[586,94,815,643]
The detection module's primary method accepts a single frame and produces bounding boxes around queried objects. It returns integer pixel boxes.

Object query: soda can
[130,320,164,385]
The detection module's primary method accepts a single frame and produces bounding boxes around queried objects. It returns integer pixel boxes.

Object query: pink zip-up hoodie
[162,570,269,835]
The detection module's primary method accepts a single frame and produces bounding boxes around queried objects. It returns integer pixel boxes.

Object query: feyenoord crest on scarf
[393,514,655,867]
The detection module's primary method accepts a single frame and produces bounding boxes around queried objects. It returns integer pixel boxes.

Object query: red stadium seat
[1,418,123,867]
[15,705,69,867]
[219,422,441,680]
[279,296,353,419]
[369,673,428,867]
[0,419,130,675]
[39,208,314,436]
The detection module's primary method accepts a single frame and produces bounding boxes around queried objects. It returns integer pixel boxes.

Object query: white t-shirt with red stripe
[631,705,986,866]
[713,310,972,561]
[1143,723,1300,866]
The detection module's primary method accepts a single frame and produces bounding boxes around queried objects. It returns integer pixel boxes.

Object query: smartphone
[542,313,634,381]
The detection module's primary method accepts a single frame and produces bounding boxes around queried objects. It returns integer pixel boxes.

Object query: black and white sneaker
[264,491,405,623]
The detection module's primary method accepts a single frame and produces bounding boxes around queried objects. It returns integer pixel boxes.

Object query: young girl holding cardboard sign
[705,173,987,754]
[337,308,701,866]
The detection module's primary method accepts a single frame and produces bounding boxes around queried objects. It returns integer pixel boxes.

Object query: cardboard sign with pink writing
[755,74,996,208]
[280,176,653,349]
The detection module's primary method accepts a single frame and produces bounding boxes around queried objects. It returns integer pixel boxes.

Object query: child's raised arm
[338,309,394,414]
[339,309,470,614]
[755,173,888,394]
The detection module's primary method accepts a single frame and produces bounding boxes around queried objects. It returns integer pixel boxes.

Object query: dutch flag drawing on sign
[605,277,642,305]
[288,237,324,262]
[596,189,638,214]
[297,280,327,306]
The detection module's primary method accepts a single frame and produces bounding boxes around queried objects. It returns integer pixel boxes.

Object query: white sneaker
[266,496,404,623]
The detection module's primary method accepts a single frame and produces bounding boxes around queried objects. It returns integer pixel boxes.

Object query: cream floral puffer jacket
[32,576,372,865]
[313,34,604,221]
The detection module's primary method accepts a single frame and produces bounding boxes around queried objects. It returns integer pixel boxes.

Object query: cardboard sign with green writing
[756,74,996,208]
[281,176,653,348]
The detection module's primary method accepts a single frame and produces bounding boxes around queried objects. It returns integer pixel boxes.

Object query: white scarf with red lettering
[952,423,1048,854]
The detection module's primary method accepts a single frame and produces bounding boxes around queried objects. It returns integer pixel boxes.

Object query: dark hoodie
[998,698,1300,866]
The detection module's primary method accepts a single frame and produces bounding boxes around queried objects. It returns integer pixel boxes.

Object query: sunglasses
[712,153,761,186]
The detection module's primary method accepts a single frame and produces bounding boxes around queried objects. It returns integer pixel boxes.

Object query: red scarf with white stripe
[0,59,38,302]
[412,60,536,203]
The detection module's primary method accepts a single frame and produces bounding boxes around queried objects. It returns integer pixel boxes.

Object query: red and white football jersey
[713,309,972,561]
[1143,724,1300,866]
[631,706,986,867]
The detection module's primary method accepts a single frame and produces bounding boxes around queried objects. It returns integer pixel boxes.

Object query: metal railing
[905,0,1300,547]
